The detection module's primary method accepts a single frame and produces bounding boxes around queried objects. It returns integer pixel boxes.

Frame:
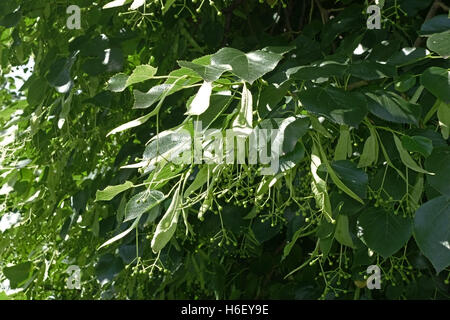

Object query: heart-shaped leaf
[358,208,413,258]
[211,47,284,84]
[299,87,367,127]
[414,196,450,273]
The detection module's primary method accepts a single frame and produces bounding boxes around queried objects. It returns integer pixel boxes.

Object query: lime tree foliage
[0,0,449,300]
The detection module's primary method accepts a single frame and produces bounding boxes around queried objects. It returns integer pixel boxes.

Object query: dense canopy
[0,0,449,300]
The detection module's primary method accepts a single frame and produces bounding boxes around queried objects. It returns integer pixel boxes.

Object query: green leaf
[420,15,450,35]
[358,130,378,168]
[130,0,145,10]
[437,101,450,139]
[133,84,171,109]
[279,143,305,173]
[46,55,76,93]
[151,187,181,252]
[409,173,424,210]
[124,190,165,222]
[211,47,284,84]
[162,0,176,14]
[425,147,450,197]
[109,79,186,136]
[95,181,134,201]
[177,59,227,82]
[103,0,131,9]
[334,215,355,248]
[394,74,416,93]
[107,112,153,136]
[365,91,421,125]
[198,93,234,129]
[186,81,212,115]
[387,47,429,66]
[136,127,191,173]
[317,218,334,257]
[133,74,189,109]
[393,134,434,175]
[107,73,128,92]
[95,254,124,284]
[99,219,139,249]
[27,77,48,107]
[311,143,333,222]
[348,60,396,80]
[358,208,413,258]
[414,196,450,273]
[184,166,210,198]
[315,138,365,204]
[427,31,450,57]
[232,83,253,135]
[286,61,347,81]
[3,262,32,286]
[257,80,292,118]
[98,189,161,249]
[421,67,450,103]
[331,160,368,199]
[310,116,332,138]
[126,65,157,87]
[334,125,352,161]
[298,87,367,127]
[0,11,21,28]
[401,135,433,158]
[282,116,309,154]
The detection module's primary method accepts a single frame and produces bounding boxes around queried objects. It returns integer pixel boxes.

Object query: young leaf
[95,181,134,201]
[126,65,157,87]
